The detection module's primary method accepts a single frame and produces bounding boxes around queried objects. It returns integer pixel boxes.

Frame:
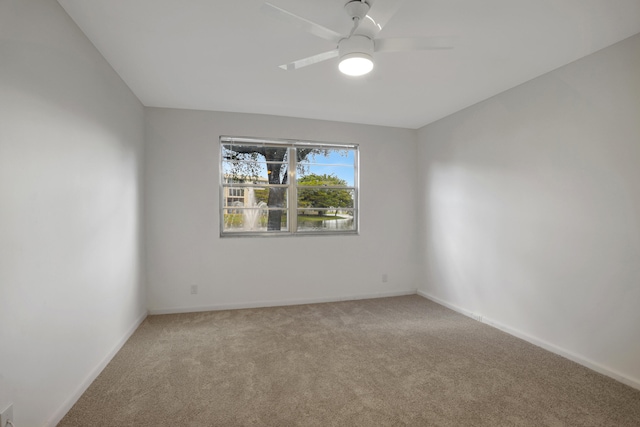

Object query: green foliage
[297,173,347,187]
[297,174,353,215]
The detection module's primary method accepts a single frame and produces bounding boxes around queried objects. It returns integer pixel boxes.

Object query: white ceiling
[57,0,640,129]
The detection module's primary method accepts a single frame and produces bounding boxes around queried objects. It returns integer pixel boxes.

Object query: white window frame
[220,136,359,237]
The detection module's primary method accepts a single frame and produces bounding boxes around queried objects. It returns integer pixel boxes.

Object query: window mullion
[289,147,297,233]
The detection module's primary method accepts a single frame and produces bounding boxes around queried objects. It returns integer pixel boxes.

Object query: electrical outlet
[190,285,198,295]
[0,403,13,427]
[382,273,388,283]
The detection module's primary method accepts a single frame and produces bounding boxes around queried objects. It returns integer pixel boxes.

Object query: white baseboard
[46,310,148,427]
[417,290,640,391]
[149,289,418,315]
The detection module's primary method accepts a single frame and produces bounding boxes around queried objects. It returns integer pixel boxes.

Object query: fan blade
[262,2,343,43]
[355,0,406,39]
[375,36,457,52]
[279,49,339,71]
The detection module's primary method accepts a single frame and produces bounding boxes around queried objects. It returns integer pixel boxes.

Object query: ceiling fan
[262,0,455,76]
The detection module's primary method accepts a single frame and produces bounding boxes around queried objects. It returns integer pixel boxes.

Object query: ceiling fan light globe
[339,53,374,76]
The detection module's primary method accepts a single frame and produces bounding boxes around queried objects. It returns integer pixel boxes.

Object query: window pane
[223,187,288,209]
[297,188,354,210]
[223,209,289,232]
[297,210,355,232]
[222,145,289,184]
[298,149,356,186]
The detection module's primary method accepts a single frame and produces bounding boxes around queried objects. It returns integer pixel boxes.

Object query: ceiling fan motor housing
[339,34,374,60]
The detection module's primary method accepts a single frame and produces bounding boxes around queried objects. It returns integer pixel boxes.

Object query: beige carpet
[59,295,640,426]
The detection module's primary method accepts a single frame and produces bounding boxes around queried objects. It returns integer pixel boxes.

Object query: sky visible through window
[299,150,355,186]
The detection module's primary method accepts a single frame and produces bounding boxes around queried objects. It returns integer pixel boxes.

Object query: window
[220,136,358,236]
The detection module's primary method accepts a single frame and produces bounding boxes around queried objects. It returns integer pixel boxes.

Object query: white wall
[417,33,640,388]
[0,1,147,425]
[145,108,419,313]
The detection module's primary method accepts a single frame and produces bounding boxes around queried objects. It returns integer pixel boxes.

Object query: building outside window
[220,136,358,236]
[225,186,244,210]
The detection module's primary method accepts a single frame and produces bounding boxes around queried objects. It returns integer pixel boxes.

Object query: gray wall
[144,108,420,313]
[0,1,147,425]
[417,33,640,388]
